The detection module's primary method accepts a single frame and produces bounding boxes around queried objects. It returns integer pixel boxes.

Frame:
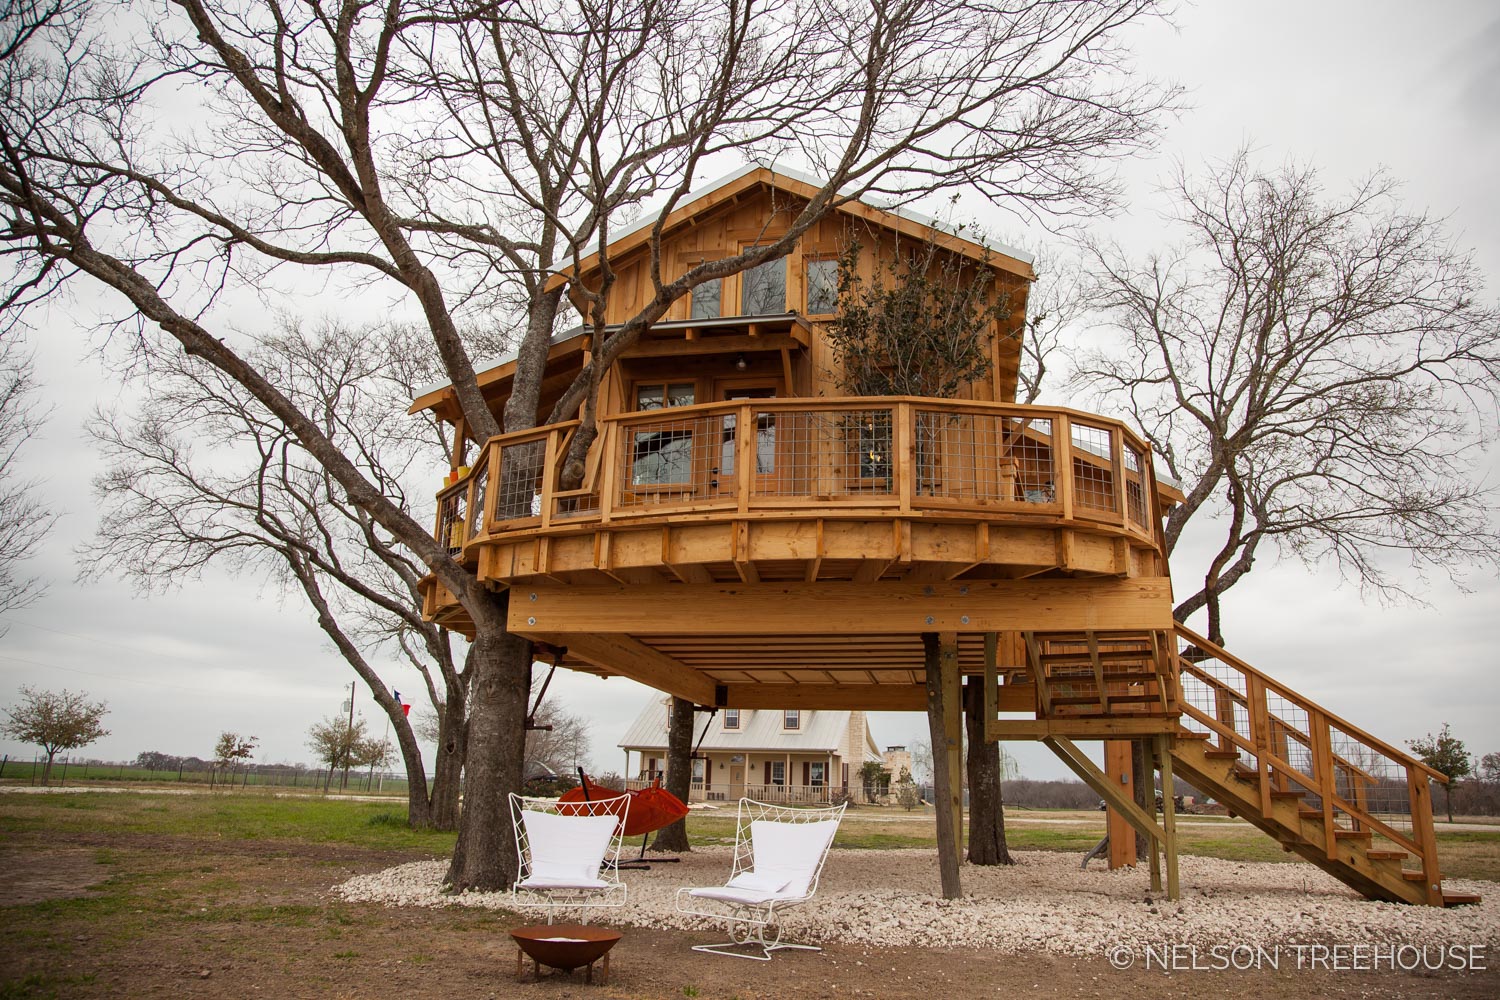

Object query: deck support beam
[924,632,963,900]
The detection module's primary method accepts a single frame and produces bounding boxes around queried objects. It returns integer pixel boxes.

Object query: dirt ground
[1,831,1497,999]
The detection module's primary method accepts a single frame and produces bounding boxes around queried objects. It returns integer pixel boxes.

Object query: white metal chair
[509,792,629,922]
[674,797,846,960]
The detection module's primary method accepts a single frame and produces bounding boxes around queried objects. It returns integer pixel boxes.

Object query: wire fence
[0,754,411,795]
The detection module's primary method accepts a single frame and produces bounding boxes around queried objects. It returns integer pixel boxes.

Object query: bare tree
[84,323,468,829]
[0,332,51,626]
[1,686,109,785]
[1076,152,1500,643]
[1016,246,1086,404]
[1,0,1173,889]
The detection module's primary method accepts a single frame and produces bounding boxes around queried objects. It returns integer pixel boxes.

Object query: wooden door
[729,764,745,799]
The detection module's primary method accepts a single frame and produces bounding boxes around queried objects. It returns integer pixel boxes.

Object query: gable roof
[619,698,851,754]
[545,162,1035,294]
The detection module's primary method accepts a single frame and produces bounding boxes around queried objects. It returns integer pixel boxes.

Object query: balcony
[431,397,1167,592]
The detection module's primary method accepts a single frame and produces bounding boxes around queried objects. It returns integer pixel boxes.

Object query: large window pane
[806,258,837,314]
[691,278,721,319]
[741,257,786,314]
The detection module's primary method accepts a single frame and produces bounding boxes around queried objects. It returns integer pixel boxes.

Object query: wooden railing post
[597,421,620,524]
[736,403,754,513]
[895,402,914,513]
[539,428,560,531]
[1245,673,1274,820]
[1308,707,1339,861]
[1053,414,1073,521]
[1109,424,1126,517]
[1408,769,1444,905]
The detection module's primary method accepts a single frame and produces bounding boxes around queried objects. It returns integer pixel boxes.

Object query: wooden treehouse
[411,165,1470,907]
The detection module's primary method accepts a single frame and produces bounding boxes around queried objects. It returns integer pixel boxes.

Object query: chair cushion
[688,885,801,906]
[519,874,612,891]
[726,869,793,894]
[521,809,617,886]
[748,819,839,898]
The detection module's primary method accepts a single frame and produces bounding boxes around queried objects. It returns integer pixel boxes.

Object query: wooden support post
[924,632,962,899]
[1104,740,1135,870]
[1145,739,1162,893]
[1156,734,1179,901]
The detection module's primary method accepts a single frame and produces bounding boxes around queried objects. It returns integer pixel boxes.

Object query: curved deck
[430,398,1170,596]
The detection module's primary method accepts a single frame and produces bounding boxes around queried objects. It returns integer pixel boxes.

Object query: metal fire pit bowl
[510,924,622,984]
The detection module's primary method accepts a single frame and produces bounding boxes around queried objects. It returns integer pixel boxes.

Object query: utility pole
[340,681,356,792]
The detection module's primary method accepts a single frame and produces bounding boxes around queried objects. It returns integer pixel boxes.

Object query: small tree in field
[212,732,258,788]
[2,687,109,785]
[1408,724,1472,823]
[859,760,887,803]
[307,715,368,793]
[895,767,920,812]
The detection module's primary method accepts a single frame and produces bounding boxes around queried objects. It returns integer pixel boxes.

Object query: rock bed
[334,848,1499,956]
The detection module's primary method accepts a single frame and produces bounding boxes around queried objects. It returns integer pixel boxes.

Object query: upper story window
[806,258,838,315]
[635,383,696,411]
[723,708,741,730]
[741,256,786,315]
[783,709,800,731]
[691,278,722,319]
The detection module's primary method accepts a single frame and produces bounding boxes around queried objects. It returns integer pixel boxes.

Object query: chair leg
[691,916,820,961]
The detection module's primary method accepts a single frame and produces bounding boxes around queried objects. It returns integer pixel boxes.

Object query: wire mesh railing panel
[1123,443,1147,529]
[437,488,466,555]
[910,410,1062,505]
[493,439,546,523]
[752,408,897,498]
[616,410,732,508]
[1328,725,1415,838]
[468,463,489,541]
[1070,422,1118,513]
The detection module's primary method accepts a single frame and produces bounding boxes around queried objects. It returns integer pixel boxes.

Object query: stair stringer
[1170,736,1429,905]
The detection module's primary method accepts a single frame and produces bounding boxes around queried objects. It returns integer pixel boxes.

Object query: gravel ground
[335,848,1499,956]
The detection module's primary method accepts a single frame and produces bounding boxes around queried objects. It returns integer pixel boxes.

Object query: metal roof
[619,698,856,754]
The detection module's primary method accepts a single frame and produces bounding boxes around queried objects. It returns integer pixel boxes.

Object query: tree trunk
[41,750,55,787]
[651,697,696,853]
[1446,785,1455,824]
[429,697,467,831]
[963,676,1013,865]
[445,592,532,892]
[1131,740,1152,860]
[923,633,962,899]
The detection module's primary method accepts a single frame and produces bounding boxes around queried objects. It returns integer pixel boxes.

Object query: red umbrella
[559,773,688,838]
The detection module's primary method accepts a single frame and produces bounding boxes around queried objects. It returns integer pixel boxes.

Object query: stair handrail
[1173,623,1448,784]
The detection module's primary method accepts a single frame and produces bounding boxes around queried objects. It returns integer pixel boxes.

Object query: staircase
[1022,630,1174,719]
[1165,624,1477,908]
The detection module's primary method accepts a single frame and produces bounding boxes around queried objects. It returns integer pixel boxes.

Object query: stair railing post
[1245,673,1274,820]
[1406,768,1444,906]
[1308,707,1340,862]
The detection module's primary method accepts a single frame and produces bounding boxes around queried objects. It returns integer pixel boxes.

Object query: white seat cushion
[688,885,804,906]
[521,809,617,886]
[748,819,839,898]
[519,875,612,891]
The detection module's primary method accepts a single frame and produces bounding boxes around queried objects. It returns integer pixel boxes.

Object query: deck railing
[1173,623,1446,903]
[437,398,1164,553]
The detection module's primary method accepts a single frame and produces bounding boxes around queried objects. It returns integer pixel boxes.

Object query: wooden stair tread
[1045,670,1157,684]
[1334,829,1372,840]
[1366,850,1409,861]
[1202,749,1242,760]
[1269,790,1304,800]
[1443,892,1482,907]
[1403,870,1426,881]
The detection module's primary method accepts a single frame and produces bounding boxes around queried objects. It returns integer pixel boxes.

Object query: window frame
[805,256,839,316]
[783,709,800,731]
[723,708,741,730]
[739,253,787,315]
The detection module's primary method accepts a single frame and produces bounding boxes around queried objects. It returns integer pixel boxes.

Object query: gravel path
[335,848,1498,956]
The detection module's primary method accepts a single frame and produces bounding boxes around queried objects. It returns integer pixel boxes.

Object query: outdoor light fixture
[734,354,748,371]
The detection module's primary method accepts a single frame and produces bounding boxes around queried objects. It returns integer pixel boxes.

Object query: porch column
[785,752,792,803]
[924,631,963,899]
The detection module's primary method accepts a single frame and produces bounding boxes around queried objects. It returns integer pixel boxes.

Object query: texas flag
[393,688,412,717]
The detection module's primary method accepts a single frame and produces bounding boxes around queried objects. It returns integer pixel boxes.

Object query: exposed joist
[526,631,715,705]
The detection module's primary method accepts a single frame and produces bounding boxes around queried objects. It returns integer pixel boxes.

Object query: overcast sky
[2,2,1496,783]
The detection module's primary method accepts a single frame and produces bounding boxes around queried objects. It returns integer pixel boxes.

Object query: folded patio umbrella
[560,773,689,838]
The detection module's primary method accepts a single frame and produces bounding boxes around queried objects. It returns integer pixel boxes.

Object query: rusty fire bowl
[510,924,622,972]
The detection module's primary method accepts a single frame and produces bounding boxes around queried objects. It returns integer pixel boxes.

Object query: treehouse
[410,165,1468,907]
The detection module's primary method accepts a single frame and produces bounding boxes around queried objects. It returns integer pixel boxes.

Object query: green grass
[0,793,455,853]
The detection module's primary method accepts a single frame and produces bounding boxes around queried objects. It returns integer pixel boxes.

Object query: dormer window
[783,709,800,731]
[723,708,740,730]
